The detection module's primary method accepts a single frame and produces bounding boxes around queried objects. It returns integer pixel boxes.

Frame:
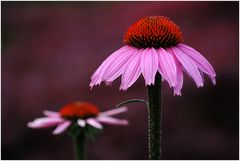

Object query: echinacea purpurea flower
[28,102,128,159]
[28,102,128,134]
[90,16,216,95]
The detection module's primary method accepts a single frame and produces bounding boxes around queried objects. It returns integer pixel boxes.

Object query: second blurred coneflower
[28,102,128,159]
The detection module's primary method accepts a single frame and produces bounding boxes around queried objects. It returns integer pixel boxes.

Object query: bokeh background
[1,1,239,160]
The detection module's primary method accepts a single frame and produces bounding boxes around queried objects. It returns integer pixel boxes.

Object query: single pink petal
[77,119,86,127]
[86,118,103,129]
[140,48,159,85]
[167,48,184,96]
[171,47,204,87]
[157,63,167,83]
[27,117,64,128]
[99,106,128,116]
[157,48,177,87]
[173,67,183,96]
[52,121,71,135]
[177,43,216,84]
[210,76,216,85]
[90,45,135,88]
[120,51,142,90]
[97,115,129,125]
[43,110,60,118]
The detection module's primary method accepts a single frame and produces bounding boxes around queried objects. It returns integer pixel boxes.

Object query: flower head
[90,16,216,95]
[28,102,128,135]
[124,16,183,48]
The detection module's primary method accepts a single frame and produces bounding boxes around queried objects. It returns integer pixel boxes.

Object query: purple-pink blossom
[90,16,216,95]
[28,102,128,135]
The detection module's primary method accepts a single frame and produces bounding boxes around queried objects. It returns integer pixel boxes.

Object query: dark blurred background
[1,1,239,160]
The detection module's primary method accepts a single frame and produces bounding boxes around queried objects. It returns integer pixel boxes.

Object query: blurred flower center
[123,16,183,48]
[59,102,99,119]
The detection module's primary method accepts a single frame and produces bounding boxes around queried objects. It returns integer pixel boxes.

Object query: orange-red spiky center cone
[59,102,99,119]
[123,16,183,48]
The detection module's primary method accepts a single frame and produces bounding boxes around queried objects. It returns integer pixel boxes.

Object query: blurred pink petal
[97,115,129,125]
[52,121,71,135]
[99,106,128,116]
[86,118,103,129]
[43,110,60,118]
[140,48,159,85]
[27,117,65,128]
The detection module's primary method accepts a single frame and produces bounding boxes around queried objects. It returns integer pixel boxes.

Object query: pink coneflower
[90,16,216,95]
[28,102,128,135]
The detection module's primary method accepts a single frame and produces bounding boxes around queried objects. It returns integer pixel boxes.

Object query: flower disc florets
[59,102,99,119]
[123,16,183,48]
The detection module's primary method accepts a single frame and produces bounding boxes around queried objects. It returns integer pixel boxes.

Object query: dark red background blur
[1,1,239,160]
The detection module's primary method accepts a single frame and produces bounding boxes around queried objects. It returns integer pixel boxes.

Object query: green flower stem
[147,73,162,160]
[72,131,85,160]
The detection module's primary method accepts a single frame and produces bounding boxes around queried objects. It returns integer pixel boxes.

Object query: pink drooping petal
[103,47,138,83]
[91,46,130,81]
[90,45,136,88]
[99,106,128,117]
[52,121,71,135]
[86,118,103,129]
[43,110,60,118]
[140,48,159,85]
[173,67,184,96]
[77,119,86,127]
[167,48,184,95]
[157,48,177,87]
[27,117,65,128]
[177,43,216,85]
[97,115,129,125]
[171,47,204,87]
[120,50,142,90]
[209,75,216,85]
